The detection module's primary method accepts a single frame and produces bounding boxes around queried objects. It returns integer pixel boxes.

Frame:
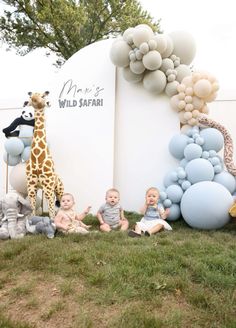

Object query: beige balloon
[169,30,196,65]
[122,67,144,83]
[142,50,162,70]
[110,40,131,67]
[143,70,166,94]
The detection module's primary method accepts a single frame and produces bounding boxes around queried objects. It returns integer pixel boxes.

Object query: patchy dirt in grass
[0,271,228,328]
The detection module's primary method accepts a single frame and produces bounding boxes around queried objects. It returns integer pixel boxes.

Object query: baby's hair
[61,193,75,202]
[106,188,120,196]
[146,187,159,195]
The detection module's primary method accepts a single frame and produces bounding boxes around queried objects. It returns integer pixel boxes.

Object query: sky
[139,0,236,94]
[0,0,236,106]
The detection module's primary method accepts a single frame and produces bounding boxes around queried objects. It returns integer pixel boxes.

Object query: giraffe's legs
[43,187,56,219]
[26,176,38,216]
[55,175,64,203]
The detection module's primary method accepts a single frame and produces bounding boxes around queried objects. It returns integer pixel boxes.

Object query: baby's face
[60,195,74,210]
[146,190,159,206]
[106,191,119,206]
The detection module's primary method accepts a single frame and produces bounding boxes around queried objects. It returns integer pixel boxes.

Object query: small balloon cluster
[170,72,219,129]
[3,135,32,166]
[159,126,235,229]
[3,106,35,166]
[110,24,196,96]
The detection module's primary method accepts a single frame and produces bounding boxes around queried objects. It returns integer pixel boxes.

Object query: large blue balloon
[185,158,214,184]
[181,181,233,230]
[169,134,189,159]
[167,203,181,221]
[166,184,183,203]
[213,171,236,194]
[200,128,224,152]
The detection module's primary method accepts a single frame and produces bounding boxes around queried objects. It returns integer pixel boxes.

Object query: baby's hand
[84,206,92,215]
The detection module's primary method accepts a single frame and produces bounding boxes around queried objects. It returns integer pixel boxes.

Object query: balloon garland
[110,24,235,229]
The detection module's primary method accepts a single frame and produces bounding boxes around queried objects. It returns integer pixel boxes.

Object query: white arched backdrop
[0,38,236,214]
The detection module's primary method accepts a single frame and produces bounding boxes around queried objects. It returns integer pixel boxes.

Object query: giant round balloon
[181,181,233,229]
[9,162,28,195]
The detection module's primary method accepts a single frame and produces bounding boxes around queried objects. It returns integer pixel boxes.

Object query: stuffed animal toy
[2,106,35,138]
[27,216,56,239]
[0,190,32,240]
[229,202,236,217]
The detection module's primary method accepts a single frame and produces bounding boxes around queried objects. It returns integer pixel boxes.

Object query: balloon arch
[109,24,236,229]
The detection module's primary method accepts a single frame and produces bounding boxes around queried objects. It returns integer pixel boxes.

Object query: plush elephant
[0,190,32,240]
[27,216,56,239]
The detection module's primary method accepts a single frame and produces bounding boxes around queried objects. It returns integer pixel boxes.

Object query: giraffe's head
[24,91,50,110]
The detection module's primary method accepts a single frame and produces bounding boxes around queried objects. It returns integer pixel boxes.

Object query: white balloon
[169,30,196,65]
[175,64,192,83]
[142,50,162,70]
[165,81,179,97]
[153,34,168,54]
[143,70,166,94]
[160,58,174,73]
[110,40,131,67]
[122,67,144,83]
[123,27,135,42]
[130,60,146,74]
[161,35,174,58]
[133,26,154,47]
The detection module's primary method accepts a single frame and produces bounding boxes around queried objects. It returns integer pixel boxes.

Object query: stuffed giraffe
[25,91,64,218]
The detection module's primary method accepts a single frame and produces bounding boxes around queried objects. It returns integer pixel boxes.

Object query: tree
[0,0,161,65]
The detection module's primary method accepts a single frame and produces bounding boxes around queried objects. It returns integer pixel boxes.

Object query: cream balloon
[169,30,196,65]
[142,50,162,70]
[122,67,144,83]
[143,70,166,94]
[133,26,154,47]
[161,35,174,58]
[165,81,179,97]
[130,60,146,74]
[110,40,131,67]
[175,64,192,83]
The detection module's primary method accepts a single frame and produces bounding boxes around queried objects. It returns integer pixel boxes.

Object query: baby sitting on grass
[54,193,91,235]
[128,187,171,238]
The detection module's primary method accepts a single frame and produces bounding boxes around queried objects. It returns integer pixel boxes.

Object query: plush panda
[2,106,35,139]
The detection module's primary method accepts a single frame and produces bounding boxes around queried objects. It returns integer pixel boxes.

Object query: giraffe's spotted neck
[33,107,47,141]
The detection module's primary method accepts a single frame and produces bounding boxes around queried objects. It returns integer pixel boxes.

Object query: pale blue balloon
[202,151,209,159]
[177,169,187,179]
[185,158,214,184]
[166,184,183,203]
[195,137,204,146]
[167,203,181,221]
[181,180,191,190]
[200,128,224,152]
[21,146,31,162]
[163,199,172,207]
[184,143,202,161]
[180,181,233,230]
[169,134,189,159]
[180,158,188,168]
[211,157,220,166]
[214,165,222,174]
[4,138,24,156]
[187,138,194,144]
[214,171,236,194]
[209,150,217,157]
[170,171,178,181]
[3,152,21,166]
[159,191,167,201]
[164,171,178,188]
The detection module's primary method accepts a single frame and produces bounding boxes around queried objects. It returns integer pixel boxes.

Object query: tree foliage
[0,0,161,64]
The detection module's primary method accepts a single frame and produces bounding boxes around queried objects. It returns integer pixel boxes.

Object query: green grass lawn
[0,213,235,328]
